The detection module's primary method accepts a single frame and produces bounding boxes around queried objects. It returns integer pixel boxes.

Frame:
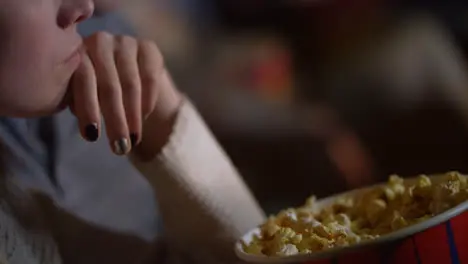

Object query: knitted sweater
[0,99,265,264]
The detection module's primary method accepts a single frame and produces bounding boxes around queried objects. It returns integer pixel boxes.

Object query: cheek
[0,2,60,80]
[0,5,74,117]
[0,31,69,117]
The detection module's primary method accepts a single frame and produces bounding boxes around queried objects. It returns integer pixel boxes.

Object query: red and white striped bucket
[236,175,468,264]
[305,210,468,264]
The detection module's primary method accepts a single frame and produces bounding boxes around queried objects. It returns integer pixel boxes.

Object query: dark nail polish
[130,133,138,147]
[85,124,99,142]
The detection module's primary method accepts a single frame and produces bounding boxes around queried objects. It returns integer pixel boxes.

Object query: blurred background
[119,0,468,214]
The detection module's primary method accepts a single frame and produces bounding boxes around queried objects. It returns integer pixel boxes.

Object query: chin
[8,108,64,118]
[2,97,71,118]
[39,97,71,117]
[36,86,73,117]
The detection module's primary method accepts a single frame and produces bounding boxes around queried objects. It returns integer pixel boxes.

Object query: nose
[57,0,95,29]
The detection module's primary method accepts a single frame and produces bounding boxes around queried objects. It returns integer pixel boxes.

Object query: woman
[0,0,265,263]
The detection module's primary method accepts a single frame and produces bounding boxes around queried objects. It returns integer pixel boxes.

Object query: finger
[137,40,163,120]
[71,53,101,142]
[115,36,141,147]
[85,32,130,155]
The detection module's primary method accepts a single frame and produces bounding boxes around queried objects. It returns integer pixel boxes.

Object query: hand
[70,32,182,158]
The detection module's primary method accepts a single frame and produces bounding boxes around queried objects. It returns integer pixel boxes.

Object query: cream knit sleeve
[130,99,266,263]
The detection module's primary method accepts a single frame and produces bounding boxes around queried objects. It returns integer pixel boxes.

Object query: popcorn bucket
[305,209,468,264]
[235,174,468,264]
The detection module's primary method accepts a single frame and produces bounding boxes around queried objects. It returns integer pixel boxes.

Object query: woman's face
[0,0,94,117]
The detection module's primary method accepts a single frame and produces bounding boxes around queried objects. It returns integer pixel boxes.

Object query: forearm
[131,99,265,262]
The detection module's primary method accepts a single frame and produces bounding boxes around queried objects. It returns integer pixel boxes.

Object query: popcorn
[417,175,432,188]
[366,199,387,225]
[277,244,299,256]
[244,172,468,256]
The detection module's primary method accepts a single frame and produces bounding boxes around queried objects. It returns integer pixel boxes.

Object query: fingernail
[130,133,138,147]
[113,138,130,155]
[85,124,99,142]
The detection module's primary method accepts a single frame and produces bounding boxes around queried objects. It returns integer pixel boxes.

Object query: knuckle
[98,82,119,101]
[122,77,141,94]
[139,39,156,50]
[116,35,137,47]
[87,32,115,52]
[140,40,165,69]
[95,31,113,43]
[86,32,115,59]
[88,31,113,45]
[140,71,158,88]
